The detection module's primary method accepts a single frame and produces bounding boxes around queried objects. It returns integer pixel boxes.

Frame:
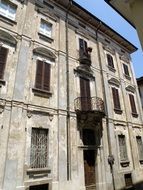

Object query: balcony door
[80,77,91,111]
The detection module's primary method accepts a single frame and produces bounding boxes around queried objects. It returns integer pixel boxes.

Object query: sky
[74,0,143,78]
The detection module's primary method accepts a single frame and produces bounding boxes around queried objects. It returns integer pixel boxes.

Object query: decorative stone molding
[103,44,115,55]
[74,65,95,81]
[108,77,120,86]
[119,55,130,63]
[0,29,17,45]
[125,85,136,93]
[33,47,56,60]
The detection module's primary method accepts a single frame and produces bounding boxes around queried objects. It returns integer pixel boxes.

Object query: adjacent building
[137,77,143,108]
[0,0,143,190]
[105,0,143,49]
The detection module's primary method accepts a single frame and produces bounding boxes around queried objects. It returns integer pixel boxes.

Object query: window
[30,128,48,168]
[79,38,88,57]
[107,54,114,68]
[39,20,52,38]
[129,94,138,117]
[0,46,8,79]
[118,135,128,162]
[123,63,130,77]
[112,87,122,113]
[124,173,133,189]
[35,60,51,91]
[136,136,143,161]
[0,0,16,20]
[30,184,49,190]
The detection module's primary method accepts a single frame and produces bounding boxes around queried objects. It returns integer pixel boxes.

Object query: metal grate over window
[30,128,48,168]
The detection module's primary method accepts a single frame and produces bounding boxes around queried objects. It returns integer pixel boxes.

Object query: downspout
[65,0,72,181]
[95,22,115,190]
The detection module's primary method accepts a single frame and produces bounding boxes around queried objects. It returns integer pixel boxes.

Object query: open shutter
[129,94,137,114]
[0,47,8,79]
[112,87,121,110]
[35,60,43,89]
[123,64,129,76]
[43,63,50,91]
[107,54,114,68]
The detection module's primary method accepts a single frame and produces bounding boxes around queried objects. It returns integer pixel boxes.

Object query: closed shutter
[112,87,121,110]
[123,64,129,76]
[129,94,137,114]
[107,54,114,68]
[43,63,50,91]
[80,77,91,111]
[35,60,43,89]
[0,47,8,79]
[35,60,50,91]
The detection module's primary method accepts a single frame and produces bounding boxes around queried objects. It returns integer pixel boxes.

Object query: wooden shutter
[80,77,91,111]
[79,38,87,57]
[129,94,137,114]
[35,60,51,91]
[107,54,114,68]
[35,60,43,89]
[43,63,50,91]
[123,64,129,76]
[112,87,121,110]
[0,47,8,79]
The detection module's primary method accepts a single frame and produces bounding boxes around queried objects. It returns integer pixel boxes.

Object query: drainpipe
[95,22,115,190]
[65,0,72,181]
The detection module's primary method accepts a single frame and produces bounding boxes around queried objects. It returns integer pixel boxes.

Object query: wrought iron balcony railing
[74,96,104,113]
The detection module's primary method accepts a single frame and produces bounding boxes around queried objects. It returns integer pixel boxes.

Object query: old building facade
[0,0,143,190]
[137,77,143,109]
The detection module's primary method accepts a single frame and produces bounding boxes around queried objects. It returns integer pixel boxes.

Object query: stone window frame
[104,50,116,73]
[0,0,17,24]
[38,19,54,43]
[116,130,130,168]
[32,47,56,98]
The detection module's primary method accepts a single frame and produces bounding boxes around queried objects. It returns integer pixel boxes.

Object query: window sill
[32,88,52,98]
[27,168,51,174]
[0,79,6,87]
[0,14,17,26]
[114,108,123,114]
[38,32,54,43]
[124,74,131,80]
[132,112,138,118]
[120,160,130,167]
[108,65,116,72]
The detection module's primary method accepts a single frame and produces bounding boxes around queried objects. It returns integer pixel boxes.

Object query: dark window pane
[0,47,8,79]
[83,129,95,145]
[107,54,114,68]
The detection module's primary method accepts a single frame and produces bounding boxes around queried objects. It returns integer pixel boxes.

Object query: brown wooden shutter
[0,47,8,79]
[107,54,114,68]
[129,94,137,114]
[35,60,43,89]
[123,64,129,76]
[80,77,91,111]
[112,87,121,110]
[43,63,50,91]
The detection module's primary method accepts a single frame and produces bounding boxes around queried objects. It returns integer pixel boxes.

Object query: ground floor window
[30,184,49,190]
[30,128,48,168]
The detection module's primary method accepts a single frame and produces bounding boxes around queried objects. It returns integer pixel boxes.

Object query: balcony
[74,97,105,113]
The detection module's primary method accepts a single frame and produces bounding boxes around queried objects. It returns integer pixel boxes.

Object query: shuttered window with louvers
[35,60,51,91]
[0,47,8,79]
[112,87,121,110]
[129,94,137,114]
